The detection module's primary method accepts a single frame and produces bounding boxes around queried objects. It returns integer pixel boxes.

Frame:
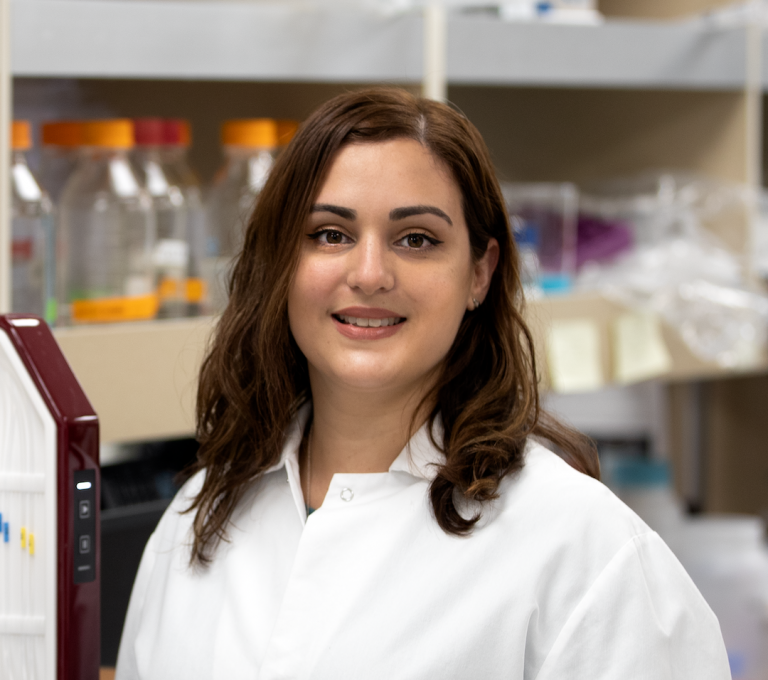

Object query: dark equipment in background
[100,438,198,666]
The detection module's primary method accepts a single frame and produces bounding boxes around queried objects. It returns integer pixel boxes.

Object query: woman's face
[288,138,498,398]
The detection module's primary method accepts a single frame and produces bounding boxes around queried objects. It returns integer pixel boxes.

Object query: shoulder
[489,445,729,678]
[503,440,650,541]
[485,441,655,591]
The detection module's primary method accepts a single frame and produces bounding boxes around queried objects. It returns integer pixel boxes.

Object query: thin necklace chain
[305,427,312,513]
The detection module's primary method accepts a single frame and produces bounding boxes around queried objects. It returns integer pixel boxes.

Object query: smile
[333,315,406,328]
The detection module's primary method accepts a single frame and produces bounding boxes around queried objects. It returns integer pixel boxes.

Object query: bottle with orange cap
[40,120,84,203]
[158,119,208,316]
[10,121,56,322]
[206,118,278,312]
[132,118,189,319]
[57,119,158,325]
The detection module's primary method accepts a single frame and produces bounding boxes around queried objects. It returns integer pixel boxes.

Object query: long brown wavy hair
[187,87,598,565]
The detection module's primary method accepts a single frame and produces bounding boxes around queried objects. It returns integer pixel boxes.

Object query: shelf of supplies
[51,295,768,445]
[527,293,768,386]
[10,0,748,90]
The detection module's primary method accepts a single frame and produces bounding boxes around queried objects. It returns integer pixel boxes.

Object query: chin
[333,370,404,392]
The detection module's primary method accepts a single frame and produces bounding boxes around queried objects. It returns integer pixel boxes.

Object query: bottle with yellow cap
[132,118,189,319]
[206,118,278,312]
[10,121,56,323]
[158,119,208,316]
[57,119,158,325]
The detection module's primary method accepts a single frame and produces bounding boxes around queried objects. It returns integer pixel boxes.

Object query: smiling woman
[115,89,730,680]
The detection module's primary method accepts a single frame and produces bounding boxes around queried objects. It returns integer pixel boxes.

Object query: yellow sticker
[159,277,182,300]
[185,278,206,304]
[29,534,35,556]
[613,312,672,384]
[547,319,604,393]
[20,527,26,550]
[71,293,159,323]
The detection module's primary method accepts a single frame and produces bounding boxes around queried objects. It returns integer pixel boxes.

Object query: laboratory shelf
[50,295,767,445]
[10,0,749,90]
[447,16,746,90]
[11,0,423,82]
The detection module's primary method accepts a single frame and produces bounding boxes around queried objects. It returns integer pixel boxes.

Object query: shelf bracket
[0,0,11,314]
[422,0,447,102]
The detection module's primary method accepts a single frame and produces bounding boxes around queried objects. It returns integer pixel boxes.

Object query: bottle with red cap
[10,121,56,322]
[158,119,208,316]
[132,118,189,319]
[206,118,278,312]
[57,120,157,325]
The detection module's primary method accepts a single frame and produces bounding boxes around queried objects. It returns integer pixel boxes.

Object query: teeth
[338,315,402,328]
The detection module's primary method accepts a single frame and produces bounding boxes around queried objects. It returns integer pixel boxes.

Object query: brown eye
[326,230,343,244]
[407,234,425,248]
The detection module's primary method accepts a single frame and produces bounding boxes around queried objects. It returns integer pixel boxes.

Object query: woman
[116,88,729,680]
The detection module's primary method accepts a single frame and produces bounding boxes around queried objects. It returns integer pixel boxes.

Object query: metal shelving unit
[2,0,765,450]
[8,0,751,89]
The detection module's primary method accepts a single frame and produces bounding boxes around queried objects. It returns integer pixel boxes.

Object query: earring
[473,298,480,310]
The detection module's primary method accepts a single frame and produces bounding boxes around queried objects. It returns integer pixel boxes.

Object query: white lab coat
[116,408,731,680]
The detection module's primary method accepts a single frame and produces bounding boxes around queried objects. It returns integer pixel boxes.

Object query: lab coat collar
[264,403,445,482]
[388,414,445,481]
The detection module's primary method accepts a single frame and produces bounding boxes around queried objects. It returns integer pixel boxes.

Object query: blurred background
[4,0,768,676]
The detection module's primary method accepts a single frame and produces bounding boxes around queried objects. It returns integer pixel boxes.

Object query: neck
[303,372,434,508]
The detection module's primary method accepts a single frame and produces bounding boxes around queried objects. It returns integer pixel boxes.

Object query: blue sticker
[3,523,8,543]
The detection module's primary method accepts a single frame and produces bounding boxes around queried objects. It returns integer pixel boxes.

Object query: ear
[468,238,499,310]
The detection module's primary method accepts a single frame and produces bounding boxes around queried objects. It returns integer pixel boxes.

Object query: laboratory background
[3,0,768,678]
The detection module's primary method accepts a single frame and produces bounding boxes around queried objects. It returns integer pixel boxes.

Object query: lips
[331,307,406,340]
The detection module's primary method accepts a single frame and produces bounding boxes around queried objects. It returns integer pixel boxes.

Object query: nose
[346,235,395,296]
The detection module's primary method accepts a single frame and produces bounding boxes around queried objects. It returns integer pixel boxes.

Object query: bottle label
[71,293,159,323]
[154,239,189,268]
[12,239,34,261]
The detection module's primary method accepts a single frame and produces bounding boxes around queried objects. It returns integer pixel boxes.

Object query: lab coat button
[340,488,354,502]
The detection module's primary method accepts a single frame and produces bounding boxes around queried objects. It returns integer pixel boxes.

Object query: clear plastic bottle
[206,118,278,312]
[40,121,83,203]
[159,119,208,316]
[10,121,56,323]
[132,118,188,319]
[510,214,542,299]
[57,119,157,325]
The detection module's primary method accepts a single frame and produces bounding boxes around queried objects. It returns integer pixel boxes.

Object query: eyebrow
[310,203,453,227]
[389,205,453,226]
[311,204,357,220]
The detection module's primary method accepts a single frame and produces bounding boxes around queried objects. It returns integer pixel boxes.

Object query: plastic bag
[577,173,768,368]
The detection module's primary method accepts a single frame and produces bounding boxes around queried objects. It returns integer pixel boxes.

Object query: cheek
[290,256,338,313]
[411,259,473,317]
[287,254,343,355]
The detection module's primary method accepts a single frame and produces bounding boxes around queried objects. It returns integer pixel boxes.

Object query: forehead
[315,139,462,211]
